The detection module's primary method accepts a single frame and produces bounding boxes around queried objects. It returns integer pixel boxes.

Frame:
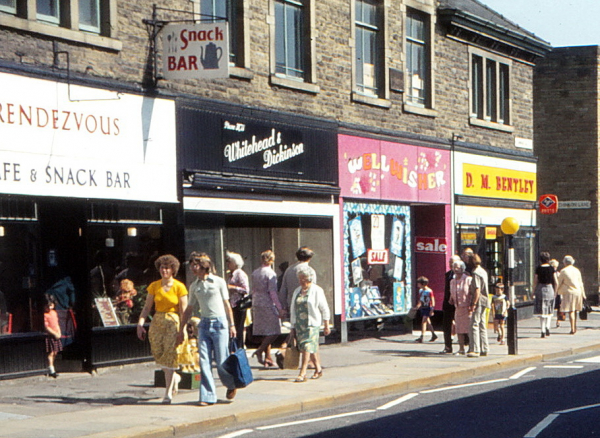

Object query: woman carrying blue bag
[178,252,239,406]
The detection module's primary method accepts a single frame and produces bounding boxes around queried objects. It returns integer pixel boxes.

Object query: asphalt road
[192,351,600,438]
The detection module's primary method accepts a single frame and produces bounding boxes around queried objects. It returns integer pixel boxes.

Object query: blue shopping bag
[222,339,254,388]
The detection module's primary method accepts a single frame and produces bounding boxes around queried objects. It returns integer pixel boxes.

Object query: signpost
[539,194,558,215]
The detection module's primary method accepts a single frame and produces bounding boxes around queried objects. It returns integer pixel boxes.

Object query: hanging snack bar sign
[162,22,229,80]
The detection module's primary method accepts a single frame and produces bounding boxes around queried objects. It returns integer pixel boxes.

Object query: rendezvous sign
[539,194,558,214]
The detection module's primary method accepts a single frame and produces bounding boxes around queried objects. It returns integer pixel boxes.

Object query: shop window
[201,0,247,69]
[470,48,512,130]
[89,225,165,327]
[0,0,120,50]
[343,202,412,320]
[184,221,334,320]
[269,0,319,93]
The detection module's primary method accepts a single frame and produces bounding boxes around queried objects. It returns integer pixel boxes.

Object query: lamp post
[501,217,520,355]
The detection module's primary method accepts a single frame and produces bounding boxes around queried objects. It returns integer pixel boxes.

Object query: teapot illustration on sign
[200,42,223,70]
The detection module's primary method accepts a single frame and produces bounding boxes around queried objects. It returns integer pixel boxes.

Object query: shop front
[454,151,537,316]
[338,134,452,340]
[177,101,341,337]
[0,71,178,378]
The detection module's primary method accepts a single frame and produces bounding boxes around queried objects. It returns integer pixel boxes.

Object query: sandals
[294,375,307,383]
[311,369,323,380]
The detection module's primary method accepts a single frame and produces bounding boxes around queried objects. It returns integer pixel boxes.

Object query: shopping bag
[222,339,254,388]
[282,336,300,370]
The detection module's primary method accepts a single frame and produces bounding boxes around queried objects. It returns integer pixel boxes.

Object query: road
[191,351,600,438]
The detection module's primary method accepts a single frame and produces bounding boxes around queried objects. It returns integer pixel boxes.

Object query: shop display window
[184,220,334,318]
[343,202,412,320]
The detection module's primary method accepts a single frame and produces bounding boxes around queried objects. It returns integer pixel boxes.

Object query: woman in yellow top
[137,254,188,404]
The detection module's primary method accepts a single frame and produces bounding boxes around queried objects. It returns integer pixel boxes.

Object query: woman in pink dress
[251,250,283,367]
[449,260,472,355]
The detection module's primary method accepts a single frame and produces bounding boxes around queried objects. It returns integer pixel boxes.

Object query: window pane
[275,0,304,78]
[472,55,484,119]
[499,64,510,124]
[355,0,379,95]
[406,11,427,106]
[0,0,16,14]
[37,0,59,23]
[486,60,497,121]
[203,0,238,65]
[79,0,100,33]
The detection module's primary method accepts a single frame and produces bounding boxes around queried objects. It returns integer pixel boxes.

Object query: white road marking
[575,355,600,363]
[256,409,376,430]
[420,378,508,394]
[377,393,419,410]
[544,365,584,369]
[558,402,600,414]
[215,430,254,438]
[510,367,536,379]
[523,413,559,438]
[0,412,31,420]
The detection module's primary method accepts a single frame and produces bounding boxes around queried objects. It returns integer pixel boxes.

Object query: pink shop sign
[338,134,450,204]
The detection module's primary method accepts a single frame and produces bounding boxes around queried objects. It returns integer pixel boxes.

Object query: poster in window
[371,214,385,250]
[95,298,120,327]
[393,281,409,313]
[393,256,404,281]
[349,216,366,259]
[390,217,404,257]
[349,288,363,318]
[351,258,363,286]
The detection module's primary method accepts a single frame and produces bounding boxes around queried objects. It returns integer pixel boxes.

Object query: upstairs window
[37,0,59,25]
[0,0,16,14]
[355,0,380,96]
[406,9,429,107]
[79,0,100,33]
[471,50,511,126]
[275,0,305,79]
[201,0,243,67]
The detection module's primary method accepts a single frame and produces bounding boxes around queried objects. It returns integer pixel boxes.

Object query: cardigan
[290,283,330,327]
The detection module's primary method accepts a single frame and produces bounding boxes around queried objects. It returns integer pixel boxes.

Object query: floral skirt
[148,312,180,369]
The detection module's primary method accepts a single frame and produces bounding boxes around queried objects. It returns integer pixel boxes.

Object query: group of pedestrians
[437,250,504,357]
[133,246,330,407]
[433,249,587,357]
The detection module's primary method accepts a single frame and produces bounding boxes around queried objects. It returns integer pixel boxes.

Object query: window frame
[268,0,319,94]
[469,47,513,131]
[78,0,100,34]
[36,0,59,25]
[0,0,16,15]
[0,0,120,51]
[200,0,250,77]
[351,0,389,108]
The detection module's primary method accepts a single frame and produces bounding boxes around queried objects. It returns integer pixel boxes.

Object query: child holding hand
[492,283,508,345]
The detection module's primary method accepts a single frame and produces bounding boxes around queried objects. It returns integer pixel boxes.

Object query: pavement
[2,312,600,438]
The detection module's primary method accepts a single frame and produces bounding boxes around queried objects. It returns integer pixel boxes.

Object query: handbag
[282,335,300,370]
[237,294,252,311]
[222,339,254,388]
[580,300,592,320]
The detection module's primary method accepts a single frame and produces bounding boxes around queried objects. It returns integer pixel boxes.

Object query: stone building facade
[534,46,600,300]
[0,0,550,376]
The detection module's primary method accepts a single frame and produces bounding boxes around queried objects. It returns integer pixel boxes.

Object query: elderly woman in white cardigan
[289,264,330,382]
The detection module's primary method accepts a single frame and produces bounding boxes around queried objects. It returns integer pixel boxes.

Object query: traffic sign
[539,194,558,214]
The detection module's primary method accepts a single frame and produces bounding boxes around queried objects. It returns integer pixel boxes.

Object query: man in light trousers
[467,253,489,357]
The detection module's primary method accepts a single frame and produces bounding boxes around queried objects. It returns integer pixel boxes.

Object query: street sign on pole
[539,194,558,214]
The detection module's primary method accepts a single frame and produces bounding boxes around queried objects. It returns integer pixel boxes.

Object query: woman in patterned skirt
[137,254,188,404]
[289,264,330,382]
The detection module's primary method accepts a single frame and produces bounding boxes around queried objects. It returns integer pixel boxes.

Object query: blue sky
[480,0,600,47]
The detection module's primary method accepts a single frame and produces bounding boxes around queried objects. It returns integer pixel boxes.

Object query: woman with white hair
[449,260,472,355]
[226,251,249,346]
[557,255,586,334]
[289,264,330,382]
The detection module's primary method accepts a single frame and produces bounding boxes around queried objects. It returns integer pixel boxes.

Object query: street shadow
[25,395,153,405]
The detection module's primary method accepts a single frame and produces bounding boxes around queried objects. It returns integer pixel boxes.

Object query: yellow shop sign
[462,163,536,201]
